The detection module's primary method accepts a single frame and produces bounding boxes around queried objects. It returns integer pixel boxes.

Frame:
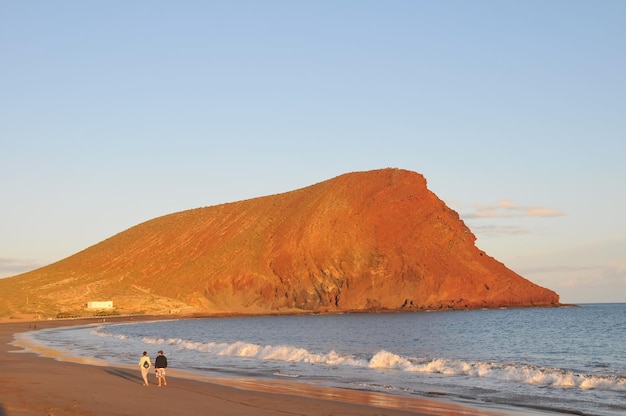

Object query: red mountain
[0,168,560,319]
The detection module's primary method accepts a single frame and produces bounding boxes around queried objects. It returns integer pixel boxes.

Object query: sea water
[24,303,625,415]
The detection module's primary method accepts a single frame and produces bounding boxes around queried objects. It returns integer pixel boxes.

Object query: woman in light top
[138,351,151,386]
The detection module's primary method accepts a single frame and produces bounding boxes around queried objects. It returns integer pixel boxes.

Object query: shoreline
[1,316,537,416]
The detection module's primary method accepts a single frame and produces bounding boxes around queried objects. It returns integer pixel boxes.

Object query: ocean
[22,303,625,415]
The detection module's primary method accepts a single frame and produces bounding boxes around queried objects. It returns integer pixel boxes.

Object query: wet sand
[0,316,529,416]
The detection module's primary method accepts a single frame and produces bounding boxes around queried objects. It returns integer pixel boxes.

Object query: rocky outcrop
[0,168,559,318]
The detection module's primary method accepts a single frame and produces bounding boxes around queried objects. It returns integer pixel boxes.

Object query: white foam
[90,328,127,340]
[93,327,626,393]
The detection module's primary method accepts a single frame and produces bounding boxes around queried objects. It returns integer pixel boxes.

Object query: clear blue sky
[2,1,624,303]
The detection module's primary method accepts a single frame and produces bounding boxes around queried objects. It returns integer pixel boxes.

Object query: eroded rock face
[1,168,560,316]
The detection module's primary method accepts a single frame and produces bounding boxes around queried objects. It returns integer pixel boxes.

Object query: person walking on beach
[155,350,168,386]
[138,351,151,386]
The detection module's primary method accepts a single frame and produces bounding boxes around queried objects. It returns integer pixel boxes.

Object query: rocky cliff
[0,168,560,318]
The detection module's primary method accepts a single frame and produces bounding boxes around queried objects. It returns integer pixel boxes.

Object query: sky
[1,1,625,304]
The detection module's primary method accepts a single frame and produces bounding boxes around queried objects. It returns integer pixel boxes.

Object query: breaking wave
[368,350,626,392]
[93,328,626,393]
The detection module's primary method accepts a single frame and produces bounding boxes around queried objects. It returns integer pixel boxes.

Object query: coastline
[0,316,535,416]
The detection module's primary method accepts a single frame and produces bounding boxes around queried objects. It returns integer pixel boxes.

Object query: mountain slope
[0,168,560,319]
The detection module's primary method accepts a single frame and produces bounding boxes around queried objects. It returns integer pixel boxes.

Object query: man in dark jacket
[155,350,168,386]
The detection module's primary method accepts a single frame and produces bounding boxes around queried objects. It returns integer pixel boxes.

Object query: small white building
[86,301,113,310]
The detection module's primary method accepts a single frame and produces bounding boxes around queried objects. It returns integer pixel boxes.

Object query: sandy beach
[0,316,529,416]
